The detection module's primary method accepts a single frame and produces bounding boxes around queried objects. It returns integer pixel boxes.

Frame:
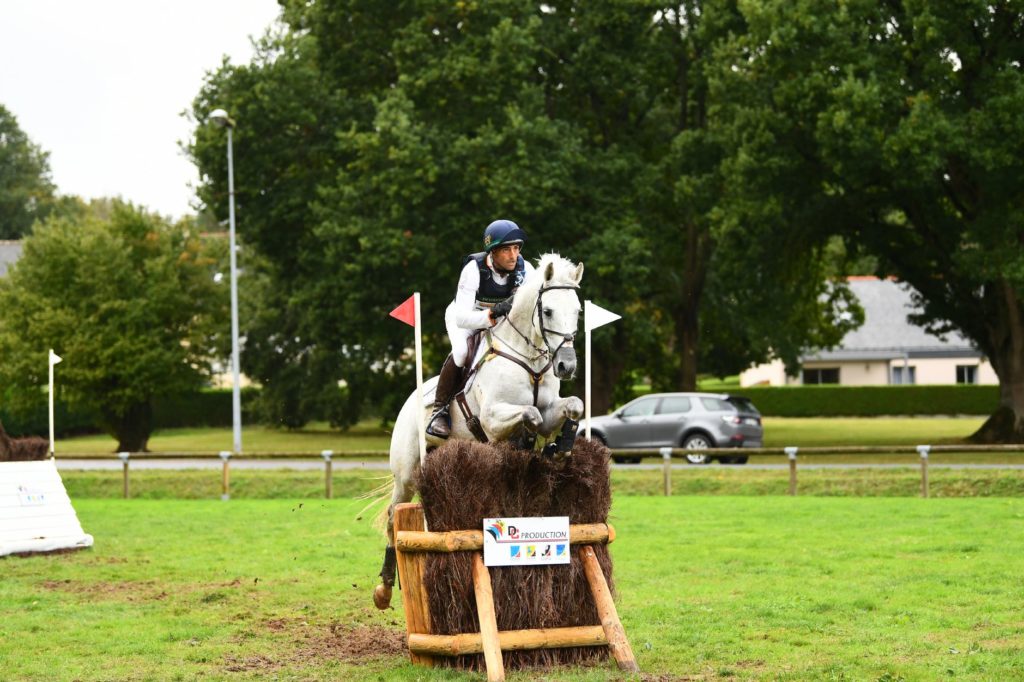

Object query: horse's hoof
[373,583,392,610]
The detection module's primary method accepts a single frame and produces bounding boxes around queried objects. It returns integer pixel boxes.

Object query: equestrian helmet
[483,219,526,252]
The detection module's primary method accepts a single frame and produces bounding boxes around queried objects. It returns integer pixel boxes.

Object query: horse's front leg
[482,400,543,447]
[538,396,584,436]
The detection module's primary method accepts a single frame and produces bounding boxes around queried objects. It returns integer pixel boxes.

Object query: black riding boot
[426,356,461,439]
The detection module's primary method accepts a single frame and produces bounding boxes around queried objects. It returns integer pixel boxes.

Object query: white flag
[584,300,621,332]
[49,350,62,366]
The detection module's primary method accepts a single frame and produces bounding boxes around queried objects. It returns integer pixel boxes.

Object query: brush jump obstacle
[391,439,638,679]
[376,255,587,611]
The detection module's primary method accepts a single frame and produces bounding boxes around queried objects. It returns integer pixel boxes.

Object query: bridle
[488,282,580,406]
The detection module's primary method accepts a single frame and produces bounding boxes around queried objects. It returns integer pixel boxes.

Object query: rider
[426,219,536,438]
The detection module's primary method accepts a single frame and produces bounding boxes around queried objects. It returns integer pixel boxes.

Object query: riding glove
[490,296,514,321]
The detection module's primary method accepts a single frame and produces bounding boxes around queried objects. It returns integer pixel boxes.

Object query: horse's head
[512,253,584,379]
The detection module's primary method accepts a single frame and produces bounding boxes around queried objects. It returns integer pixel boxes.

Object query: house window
[956,365,978,384]
[803,367,840,384]
[891,365,916,385]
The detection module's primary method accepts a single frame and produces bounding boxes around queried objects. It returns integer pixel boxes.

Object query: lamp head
[209,108,235,128]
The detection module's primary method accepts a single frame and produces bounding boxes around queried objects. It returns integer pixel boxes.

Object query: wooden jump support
[392,502,638,681]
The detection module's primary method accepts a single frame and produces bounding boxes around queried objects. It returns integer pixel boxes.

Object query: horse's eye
[543,308,552,317]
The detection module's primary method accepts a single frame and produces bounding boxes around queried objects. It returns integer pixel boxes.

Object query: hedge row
[734,385,1000,417]
[0,388,261,438]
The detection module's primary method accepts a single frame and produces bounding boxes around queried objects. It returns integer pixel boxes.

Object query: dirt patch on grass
[224,621,406,673]
[39,578,165,601]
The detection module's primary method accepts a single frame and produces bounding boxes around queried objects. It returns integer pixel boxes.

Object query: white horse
[373,253,585,609]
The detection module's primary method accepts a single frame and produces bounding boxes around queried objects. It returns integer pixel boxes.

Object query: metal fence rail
[56,443,1024,500]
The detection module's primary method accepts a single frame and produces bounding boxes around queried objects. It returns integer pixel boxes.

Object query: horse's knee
[564,397,584,420]
[522,406,543,432]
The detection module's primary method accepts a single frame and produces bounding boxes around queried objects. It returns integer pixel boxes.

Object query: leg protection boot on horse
[373,546,397,610]
[426,355,462,439]
[542,418,580,459]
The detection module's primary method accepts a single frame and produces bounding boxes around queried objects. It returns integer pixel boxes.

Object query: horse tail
[355,476,394,534]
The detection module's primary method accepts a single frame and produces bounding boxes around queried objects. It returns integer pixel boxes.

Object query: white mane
[519,252,579,296]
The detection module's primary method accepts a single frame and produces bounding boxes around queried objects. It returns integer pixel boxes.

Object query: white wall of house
[740,356,999,386]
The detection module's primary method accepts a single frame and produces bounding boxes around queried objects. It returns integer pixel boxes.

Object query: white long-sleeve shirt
[451,255,535,330]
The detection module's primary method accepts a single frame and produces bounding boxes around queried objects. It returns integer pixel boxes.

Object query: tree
[189,1,859,421]
[0,104,55,238]
[0,200,227,451]
[716,0,1024,441]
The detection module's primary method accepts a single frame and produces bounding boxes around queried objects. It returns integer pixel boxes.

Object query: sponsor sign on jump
[482,516,570,567]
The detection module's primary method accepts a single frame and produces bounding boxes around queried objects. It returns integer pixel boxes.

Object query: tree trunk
[969,282,1024,443]
[675,222,710,392]
[103,401,154,453]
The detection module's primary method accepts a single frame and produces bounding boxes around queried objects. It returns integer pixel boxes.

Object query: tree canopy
[715,0,1024,440]
[0,200,227,451]
[189,1,857,423]
[0,104,55,239]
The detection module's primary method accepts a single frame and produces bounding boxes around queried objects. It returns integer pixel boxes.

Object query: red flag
[389,294,417,327]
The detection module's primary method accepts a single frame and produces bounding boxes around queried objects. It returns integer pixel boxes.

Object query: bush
[1,388,262,438]
[736,385,999,417]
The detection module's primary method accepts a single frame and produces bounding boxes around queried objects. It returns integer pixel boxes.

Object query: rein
[487,282,579,407]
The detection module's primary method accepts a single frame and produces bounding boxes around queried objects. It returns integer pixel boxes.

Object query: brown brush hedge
[417,437,614,671]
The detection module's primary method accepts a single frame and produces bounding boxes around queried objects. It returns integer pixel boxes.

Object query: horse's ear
[573,262,584,284]
[544,261,555,282]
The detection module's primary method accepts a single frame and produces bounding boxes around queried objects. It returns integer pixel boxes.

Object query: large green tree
[717,0,1024,441]
[189,1,858,421]
[0,104,55,239]
[0,201,227,451]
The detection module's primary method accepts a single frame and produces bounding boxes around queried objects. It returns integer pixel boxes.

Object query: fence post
[219,451,231,501]
[322,449,334,499]
[118,452,130,499]
[917,445,930,498]
[660,447,673,497]
[785,447,799,496]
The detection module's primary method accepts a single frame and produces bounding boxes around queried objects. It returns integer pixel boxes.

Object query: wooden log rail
[393,503,637,682]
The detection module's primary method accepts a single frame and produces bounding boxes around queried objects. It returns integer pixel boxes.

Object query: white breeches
[444,303,476,367]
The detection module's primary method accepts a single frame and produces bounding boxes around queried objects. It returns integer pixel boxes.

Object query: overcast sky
[1,0,281,220]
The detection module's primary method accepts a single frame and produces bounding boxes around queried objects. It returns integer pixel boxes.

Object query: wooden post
[785,446,798,496]
[660,447,672,497]
[472,553,505,681]
[219,451,231,501]
[118,452,130,499]
[394,503,434,667]
[321,450,333,499]
[917,445,930,498]
[579,545,638,672]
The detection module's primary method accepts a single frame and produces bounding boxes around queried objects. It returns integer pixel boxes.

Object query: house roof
[0,241,23,277]
[803,278,981,362]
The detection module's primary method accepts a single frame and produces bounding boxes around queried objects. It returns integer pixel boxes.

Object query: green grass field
[4,497,1023,680]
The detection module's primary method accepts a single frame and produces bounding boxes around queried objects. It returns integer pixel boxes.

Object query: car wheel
[682,433,712,464]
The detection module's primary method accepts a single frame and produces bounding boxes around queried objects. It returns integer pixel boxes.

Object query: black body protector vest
[464,251,527,307]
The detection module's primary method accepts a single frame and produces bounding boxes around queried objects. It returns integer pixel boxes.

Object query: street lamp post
[210,108,242,455]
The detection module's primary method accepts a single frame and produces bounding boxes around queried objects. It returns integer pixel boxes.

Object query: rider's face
[491,244,521,272]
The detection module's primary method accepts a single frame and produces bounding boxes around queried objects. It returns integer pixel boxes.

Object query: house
[0,241,23,277]
[740,277,998,387]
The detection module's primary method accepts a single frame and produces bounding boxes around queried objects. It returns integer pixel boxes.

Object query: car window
[658,397,692,415]
[726,397,759,414]
[699,397,733,412]
[620,398,658,418]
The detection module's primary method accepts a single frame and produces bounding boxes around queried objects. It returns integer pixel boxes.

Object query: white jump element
[583,301,621,441]
[0,459,93,556]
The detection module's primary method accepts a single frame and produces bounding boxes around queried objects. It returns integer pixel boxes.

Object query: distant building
[0,241,23,277]
[740,277,997,387]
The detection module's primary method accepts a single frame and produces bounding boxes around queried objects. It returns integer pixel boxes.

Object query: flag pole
[48,349,59,456]
[585,307,592,441]
[414,292,427,464]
